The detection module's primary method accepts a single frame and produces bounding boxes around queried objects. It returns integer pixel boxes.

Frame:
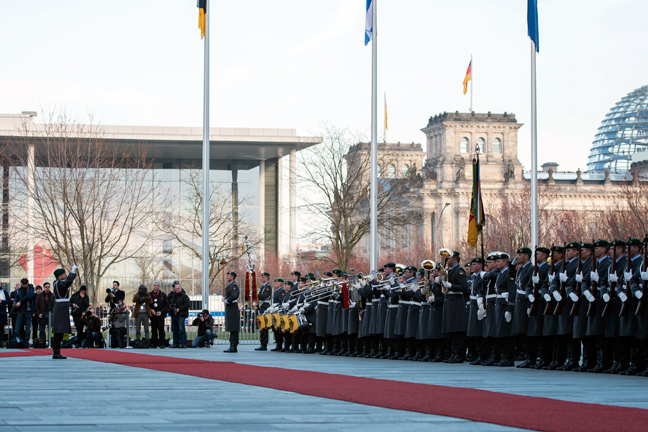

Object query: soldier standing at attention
[255,272,272,351]
[223,271,240,353]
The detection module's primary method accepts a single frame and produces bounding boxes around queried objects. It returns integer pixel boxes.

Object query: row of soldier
[255,238,648,376]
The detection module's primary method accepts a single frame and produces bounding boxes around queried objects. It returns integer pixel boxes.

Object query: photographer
[167,281,189,348]
[149,281,168,348]
[82,308,103,348]
[191,309,214,348]
[70,286,90,343]
[108,299,129,348]
[105,280,125,311]
[132,284,153,342]
[35,282,54,341]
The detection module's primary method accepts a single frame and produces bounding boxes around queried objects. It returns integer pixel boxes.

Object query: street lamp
[433,202,451,250]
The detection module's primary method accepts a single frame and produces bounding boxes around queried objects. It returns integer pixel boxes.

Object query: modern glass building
[587,85,648,172]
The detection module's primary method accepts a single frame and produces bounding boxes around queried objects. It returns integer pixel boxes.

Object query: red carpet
[60,349,648,432]
[0,349,52,358]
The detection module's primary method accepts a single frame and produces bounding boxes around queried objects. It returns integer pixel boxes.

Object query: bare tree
[4,110,162,303]
[296,122,420,270]
[154,168,259,292]
[131,244,167,285]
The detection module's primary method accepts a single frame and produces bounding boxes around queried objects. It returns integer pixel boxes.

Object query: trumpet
[438,248,452,294]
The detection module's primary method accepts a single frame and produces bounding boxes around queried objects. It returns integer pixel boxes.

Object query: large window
[477,137,485,153]
[493,137,502,154]
[401,164,410,177]
[460,137,469,153]
[387,164,396,178]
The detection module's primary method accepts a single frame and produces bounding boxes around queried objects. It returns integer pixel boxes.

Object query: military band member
[223,271,240,353]
[270,278,287,351]
[394,266,416,359]
[441,251,469,363]
[383,263,401,359]
[428,265,448,361]
[316,271,334,352]
[372,266,389,358]
[585,240,611,372]
[407,269,426,360]
[255,272,272,351]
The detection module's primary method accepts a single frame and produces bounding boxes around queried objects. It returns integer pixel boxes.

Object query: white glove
[435,277,441,284]
[575,273,583,283]
[528,294,535,303]
[298,307,305,313]
[624,271,634,282]
[553,291,562,302]
[641,271,648,281]
[548,273,556,283]
[590,271,599,283]
[618,292,628,303]
[543,293,552,302]
[70,264,78,273]
[224,300,230,305]
[609,273,618,283]
[634,291,643,300]
[349,301,356,308]
[502,292,509,301]
[380,293,385,299]
[603,293,610,303]
[282,302,289,309]
[477,297,484,308]
[569,292,579,302]
[504,311,512,322]
[429,294,435,304]
[583,290,595,302]
[479,271,486,278]
[290,306,298,312]
[443,281,452,290]
[477,309,484,320]
[559,272,568,283]
[532,275,540,285]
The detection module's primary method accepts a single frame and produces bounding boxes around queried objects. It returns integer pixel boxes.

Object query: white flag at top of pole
[365,0,373,45]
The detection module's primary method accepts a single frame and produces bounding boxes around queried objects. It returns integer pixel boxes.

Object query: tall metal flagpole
[530,41,538,255]
[369,0,378,273]
[201,1,210,309]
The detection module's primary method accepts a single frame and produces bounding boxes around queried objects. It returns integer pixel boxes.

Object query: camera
[106,288,114,294]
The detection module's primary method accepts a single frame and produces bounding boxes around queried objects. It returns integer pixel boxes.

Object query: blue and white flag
[365,0,373,45]
[527,0,539,52]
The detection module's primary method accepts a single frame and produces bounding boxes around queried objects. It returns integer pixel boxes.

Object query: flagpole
[201,0,210,309]
[369,0,378,273]
[530,41,538,255]
[383,92,387,144]
[470,54,473,112]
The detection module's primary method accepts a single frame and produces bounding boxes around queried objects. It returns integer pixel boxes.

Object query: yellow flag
[198,0,206,39]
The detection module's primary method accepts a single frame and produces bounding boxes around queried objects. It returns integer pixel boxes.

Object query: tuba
[438,248,453,294]
[421,259,436,300]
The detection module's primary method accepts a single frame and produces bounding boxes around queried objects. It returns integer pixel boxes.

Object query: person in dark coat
[441,251,469,363]
[0,284,11,347]
[541,246,563,370]
[70,285,90,344]
[14,278,35,345]
[149,281,168,348]
[35,282,55,340]
[255,272,273,351]
[82,308,103,348]
[467,258,487,365]
[191,309,215,348]
[491,253,518,367]
[522,247,550,369]
[512,248,533,363]
[270,278,287,351]
[585,240,612,373]
[571,242,595,372]
[52,266,77,359]
[223,271,240,353]
[105,280,125,311]
[551,242,580,371]
[168,281,190,348]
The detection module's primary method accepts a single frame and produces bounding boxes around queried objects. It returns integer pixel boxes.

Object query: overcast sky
[2,0,646,173]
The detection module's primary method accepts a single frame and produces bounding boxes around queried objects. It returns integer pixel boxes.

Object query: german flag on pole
[467,156,485,247]
[197,0,207,39]
[462,60,472,95]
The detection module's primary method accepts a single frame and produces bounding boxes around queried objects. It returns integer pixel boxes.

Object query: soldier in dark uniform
[281,280,297,352]
[512,248,533,363]
[428,265,448,361]
[552,242,579,371]
[255,272,273,351]
[270,278,286,351]
[480,253,501,366]
[618,238,644,375]
[441,251,469,363]
[491,253,516,367]
[571,243,594,371]
[406,269,426,360]
[633,237,648,376]
[416,269,432,361]
[467,257,487,365]
[394,266,416,359]
[51,265,77,359]
[223,271,240,353]
[522,247,550,368]
[585,240,612,373]
[601,241,626,373]
[357,270,376,356]
[541,245,562,370]
[383,265,402,359]
[316,271,333,352]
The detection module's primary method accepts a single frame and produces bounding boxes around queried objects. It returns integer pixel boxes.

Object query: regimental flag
[365,0,373,45]
[467,157,485,247]
[527,0,539,52]
[462,60,472,95]
[384,93,388,131]
[197,0,207,39]
[245,270,258,302]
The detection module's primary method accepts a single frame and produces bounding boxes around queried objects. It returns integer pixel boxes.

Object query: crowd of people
[258,238,648,377]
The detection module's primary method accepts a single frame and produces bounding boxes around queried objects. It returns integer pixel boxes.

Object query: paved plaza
[1,346,647,431]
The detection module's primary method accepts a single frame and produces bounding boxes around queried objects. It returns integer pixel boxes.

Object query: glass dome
[586,85,648,172]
